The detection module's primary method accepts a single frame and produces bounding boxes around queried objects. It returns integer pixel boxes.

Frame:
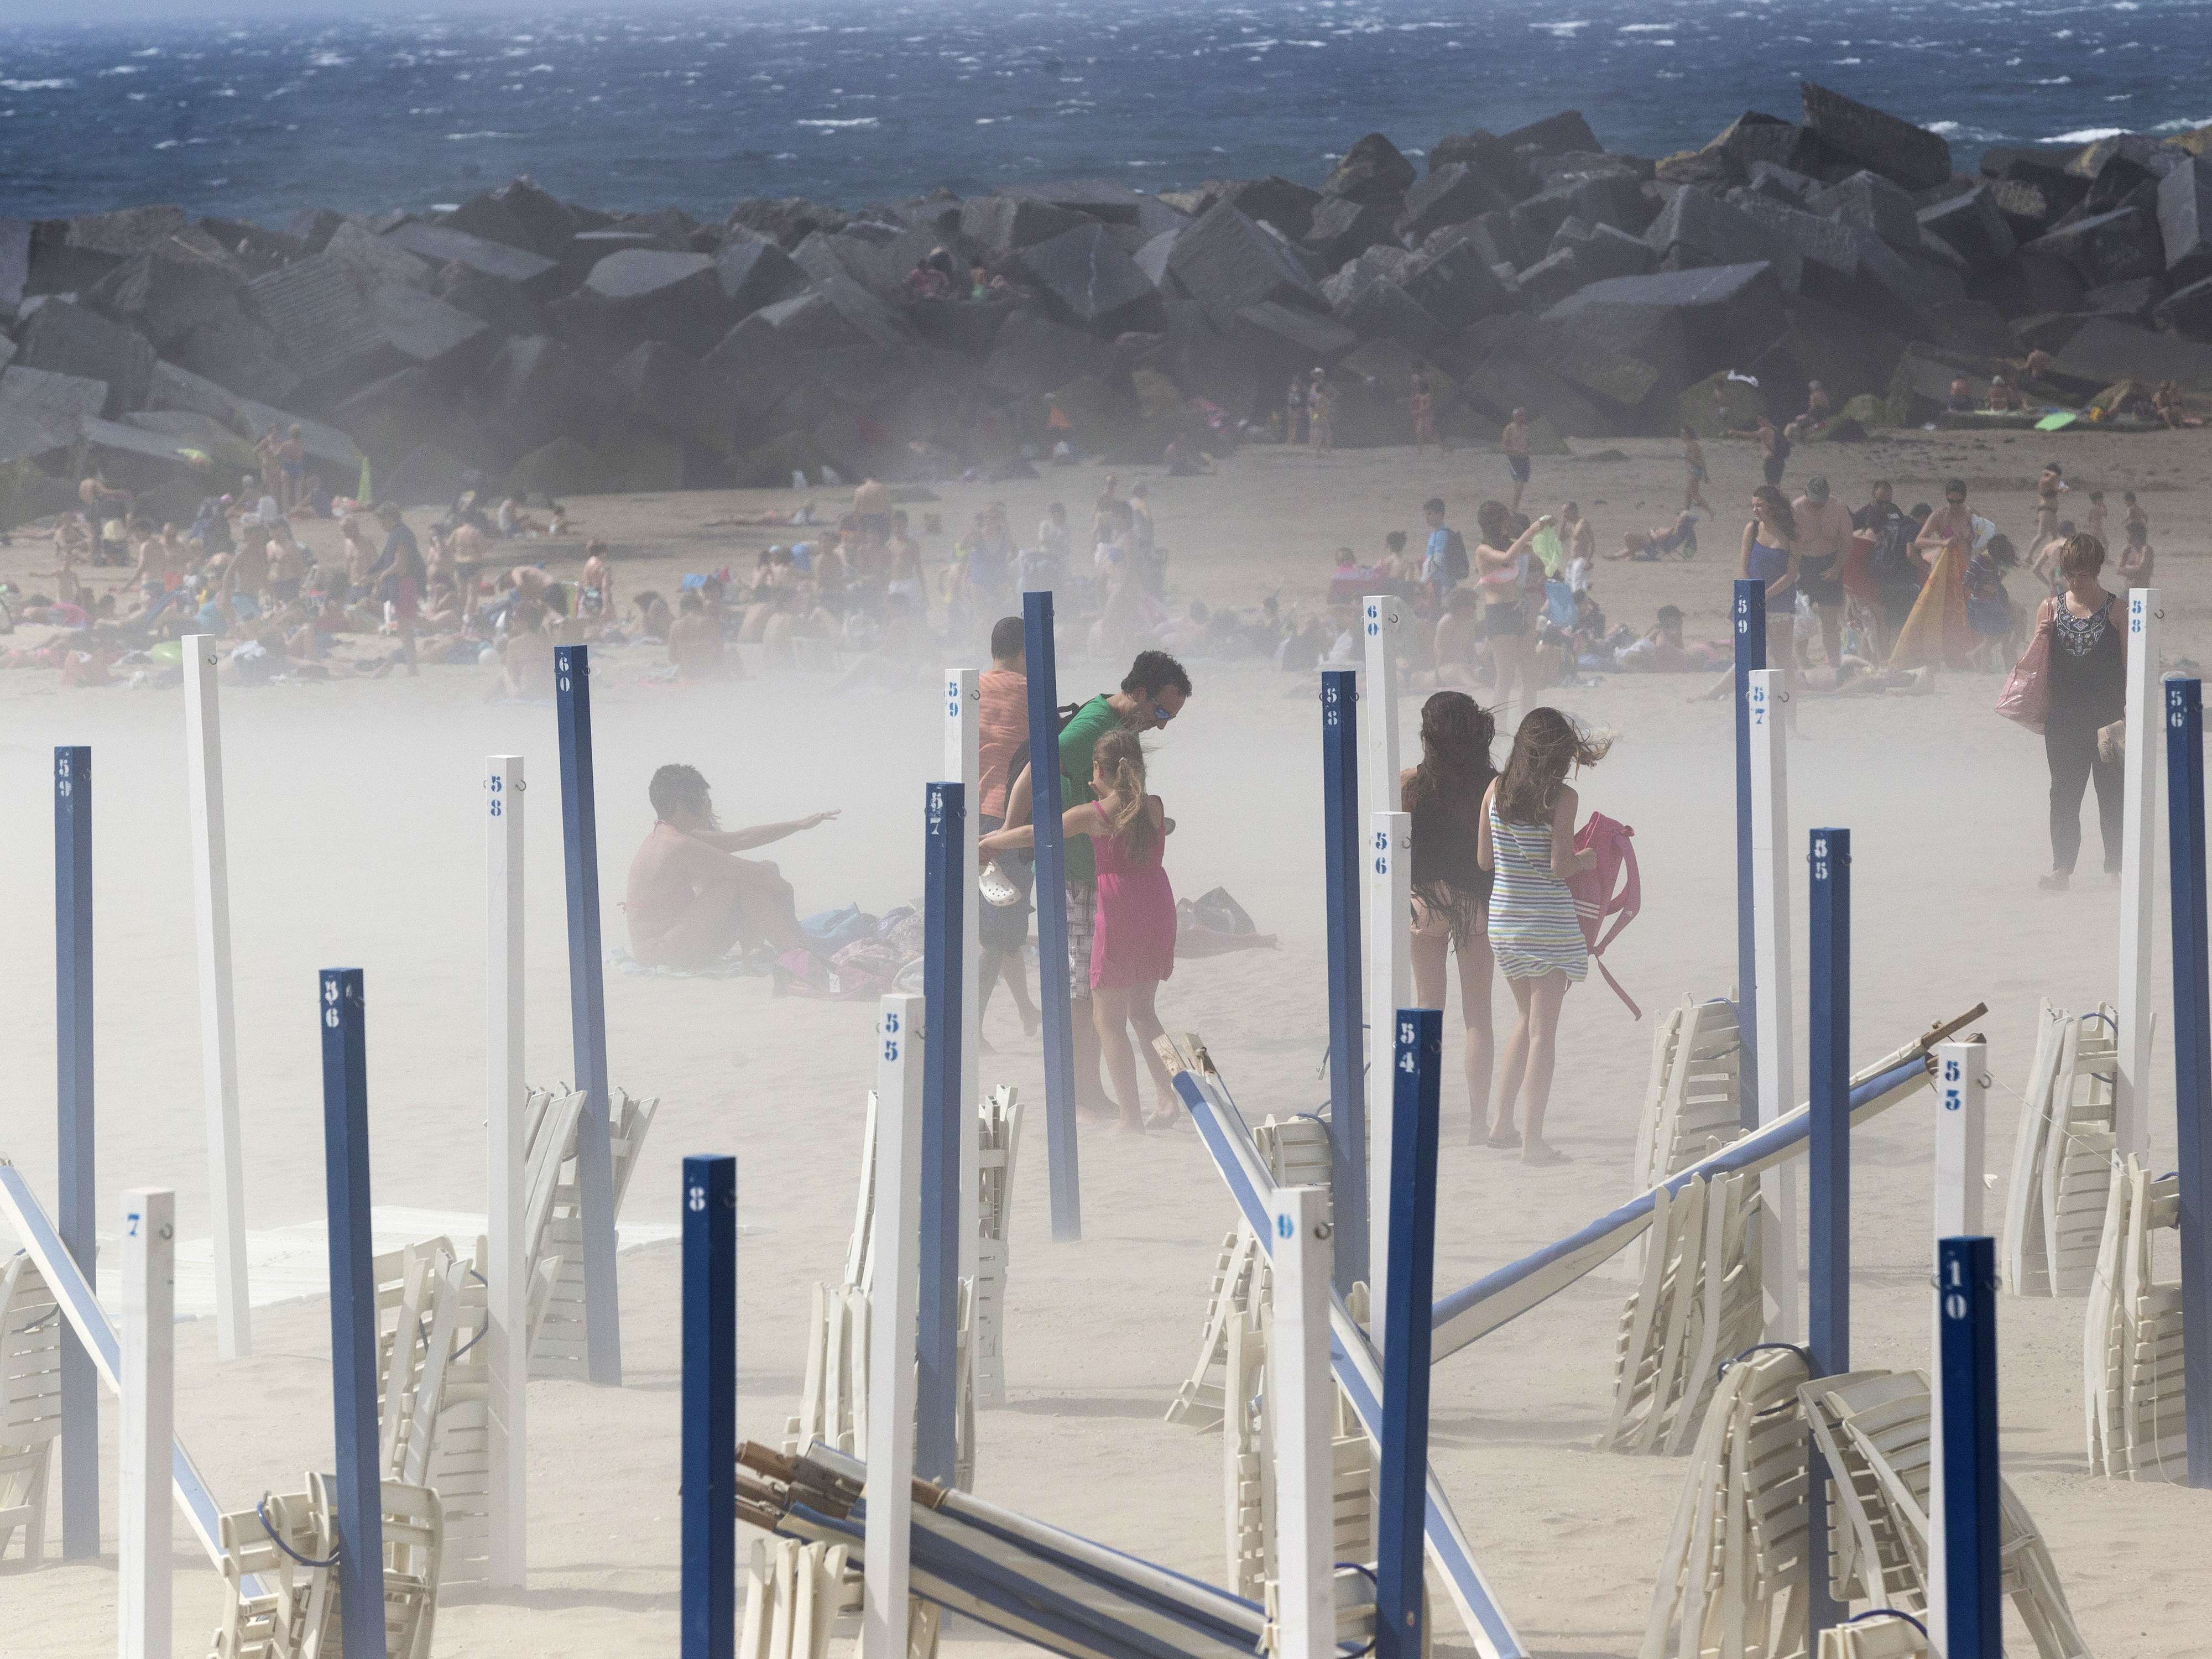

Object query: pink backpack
[1568,812,1642,1018]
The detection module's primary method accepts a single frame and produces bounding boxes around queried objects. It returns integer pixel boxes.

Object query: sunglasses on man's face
[1152,701,1177,724]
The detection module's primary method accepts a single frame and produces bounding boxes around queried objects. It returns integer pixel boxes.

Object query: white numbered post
[945,669,982,1281]
[184,635,251,1360]
[119,1187,174,1659]
[1361,595,1404,823]
[1928,1036,1987,1653]
[1748,669,1801,1342]
[1270,1185,1333,1659]
[864,993,925,1659]
[486,755,528,1586]
[2115,589,2161,1160]
[1366,810,1411,1326]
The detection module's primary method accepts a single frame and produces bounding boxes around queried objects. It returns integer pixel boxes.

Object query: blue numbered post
[1805,827,1851,1637]
[917,782,964,1485]
[554,643,623,1384]
[54,746,97,1557]
[1322,669,1370,1295]
[1937,1237,2001,1659]
[681,1154,737,1659]
[318,969,388,1659]
[1376,1008,1441,1659]
[1021,593,1082,1241]
[2163,676,2212,1485]
[1733,579,1766,1131]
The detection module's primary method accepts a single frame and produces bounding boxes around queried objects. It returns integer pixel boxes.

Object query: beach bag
[1567,812,1642,1018]
[1996,627,2050,733]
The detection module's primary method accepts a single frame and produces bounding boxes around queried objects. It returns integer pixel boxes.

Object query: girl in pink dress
[980,728,1179,1131]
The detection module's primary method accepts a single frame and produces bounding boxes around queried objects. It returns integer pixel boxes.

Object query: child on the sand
[980,728,1179,1133]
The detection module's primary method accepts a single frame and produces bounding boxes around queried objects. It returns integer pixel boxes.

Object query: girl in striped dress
[1478,707,1611,1165]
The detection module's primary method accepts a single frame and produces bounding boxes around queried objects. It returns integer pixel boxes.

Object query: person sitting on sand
[1610,511,1699,561]
[623,764,839,971]
[1785,379,1831,440]
[1947,375,1975,413]
[669,591,737,680]
[633,589,673,641]
[490,599,556,700]
[1985,375,2023,413]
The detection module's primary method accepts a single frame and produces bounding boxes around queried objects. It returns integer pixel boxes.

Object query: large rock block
[1500,111,1602,157]
[1166,204,1324,321]
[714,234,809,317]
[27,206,195,294]
[441,178,580,261]
[726,197,851,250]
[2025,207,2165,289]
[1513,249,1588,312]
[1542,263,1789,395]
[14,299,155,416]
[984,310,1123,399]
[1303,197,1399,269]
[143,360,362,475]
[1428,131,1535,202]
[999,181,1186,237]
[369,283,492,375]
[81,253,252,356]
[1332,277,1438,350]
[473,334,603,463]
[1559,220,1660,282]
[547,249,732,357]
[0,365,110,465]
[1323,134,1417,204]
[1808,169,1921,251]
[1397,163,1512,243]
[2157,157,2212,285]
[381,221,563,299]
[2079,277,2166,324]
[1213,177,1322,242]
[1646,187,1804,293]
[323,220,435,293]
[960,195,1089,254]
[245,254,391,392]
[1918,186,2016,272]
[1400,237,1517,330]
[169,311,301,409]
[2049,314,2212,394]
[1017,224,1165,335]
[1798,82,1952,191]
[2154,273,2212,341]
[0,217,32,321]
[1228,301,1359,388]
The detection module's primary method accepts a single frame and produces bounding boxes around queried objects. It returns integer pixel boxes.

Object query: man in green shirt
[1003,648,1193,1114]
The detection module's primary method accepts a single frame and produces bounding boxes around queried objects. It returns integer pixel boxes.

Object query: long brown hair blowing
[1495,707,1610,825]
[1092,728,1154,855]
[1751,484,1797,543]
[1403,691,1496,816]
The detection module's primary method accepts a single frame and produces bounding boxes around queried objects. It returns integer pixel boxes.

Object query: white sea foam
[2046,126,2126,143]
[1530,21,1590,35]
[99,65,145,76]
[309,51,349,68]
[0,79,72,91]
[444,131,513,140]
[2034,76,2072,85]
[1618,22,1674,31]
[796,117,879,128]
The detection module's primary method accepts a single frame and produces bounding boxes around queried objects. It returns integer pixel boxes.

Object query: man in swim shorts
[623,764,840,970]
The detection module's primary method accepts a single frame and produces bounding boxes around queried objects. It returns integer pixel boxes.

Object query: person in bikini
[623,764,840,969]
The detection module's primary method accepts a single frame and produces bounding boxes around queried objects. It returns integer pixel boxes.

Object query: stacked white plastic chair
[2002,1003,2122,1297]
[210,1474,444,1659]
[972,1086,1024,1407]
[1643,1343,1812,1659]
[2085,1157,2188,1481]
[1799,1369,2089,1658]
[1603,1168,1765,1455]
[1167,1113,1335,1430]
[529,1084,658,1379]
[737,1536,853,1659]
[1633,998,1747,1194]
[0,1251,62,1565]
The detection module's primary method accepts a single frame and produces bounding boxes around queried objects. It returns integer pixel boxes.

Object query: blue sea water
[3,0,2211,225]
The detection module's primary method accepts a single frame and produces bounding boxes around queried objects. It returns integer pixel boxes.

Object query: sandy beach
[3,426,2209,1659]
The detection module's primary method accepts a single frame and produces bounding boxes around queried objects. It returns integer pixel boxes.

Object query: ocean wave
[796,117,880,128]
[1618,22,1675,31]
[445,131,514,140]
[2045,126,2125,143]
[99,65,146,76]
[1529,21,1590,35]
[0,78,74,91]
